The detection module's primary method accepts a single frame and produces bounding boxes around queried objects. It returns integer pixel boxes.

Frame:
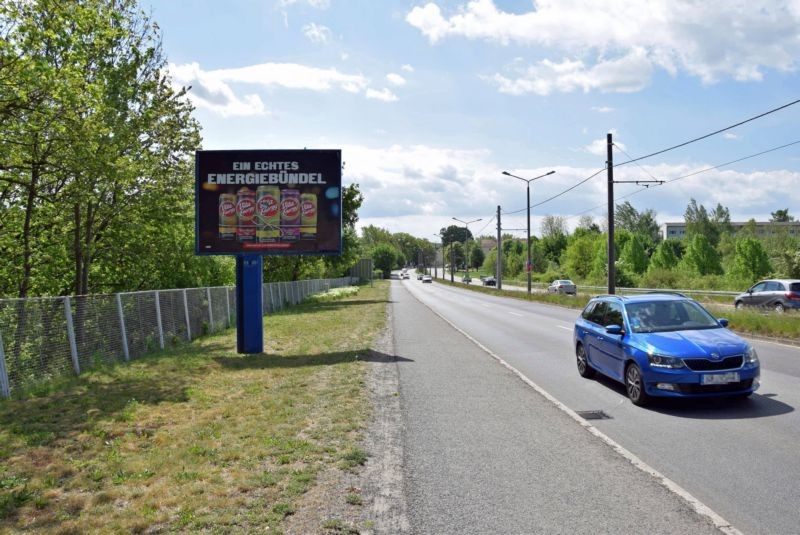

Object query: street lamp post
[433,233,442,279]
[452,217,482,282]
[501,170,556,294]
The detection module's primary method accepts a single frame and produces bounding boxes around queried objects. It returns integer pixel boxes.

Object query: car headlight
[745,345,759,365]
[648,354,686,369]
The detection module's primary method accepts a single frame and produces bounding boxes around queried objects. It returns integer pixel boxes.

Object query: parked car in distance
[734,279,800,313]
[548,279,576,295]
[483,276,497,286]
[574,293,760,406]
[417,273,424,280]
[422,275,433,283]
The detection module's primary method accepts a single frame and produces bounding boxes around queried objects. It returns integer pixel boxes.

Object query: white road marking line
[556,325,572,331]
[507,311,523,317]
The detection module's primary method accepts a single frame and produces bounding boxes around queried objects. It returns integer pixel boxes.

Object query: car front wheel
[576,344,595,378]
[625,362,650,407]
[735,301,744,310]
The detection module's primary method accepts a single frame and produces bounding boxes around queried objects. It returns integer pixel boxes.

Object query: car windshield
[626,300,720,333]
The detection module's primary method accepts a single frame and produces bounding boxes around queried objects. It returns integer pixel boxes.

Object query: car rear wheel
[576,344,595,378]
[625,362,650,407]
[774,303,785,313]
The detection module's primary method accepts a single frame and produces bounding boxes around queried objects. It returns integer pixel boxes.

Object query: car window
[581,302,596,320]
[766,281,784,291]
[604,302,624,328]
[584,302,607,325]
[627,300,718,333]
[751,282,768,292]
[790,282,800,292]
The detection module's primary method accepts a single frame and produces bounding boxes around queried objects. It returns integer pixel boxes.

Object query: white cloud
[486,48,653,95]
[583,131,625,155]
[278,0,330,8]
[592,106,614,113]
[302,22,332,44]
[407,0,800,94]
[386,73,407,86]
[366,88,398,102]
[401,64,415,72]
[169,62,266,117]
[170,61,397,115]
[343,142,800,238]
[723,132,742,140]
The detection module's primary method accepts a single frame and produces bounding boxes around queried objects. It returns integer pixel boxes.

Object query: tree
[620,235,648,274]
[470,241,484,269]
[370,243,397,278]
[561,234,601,279]
[730,238,771,283]
[770,209,794,223]
[681,234,723,275]
[648,239,681,271]
[439,224,472,247]
[684,198,731,248]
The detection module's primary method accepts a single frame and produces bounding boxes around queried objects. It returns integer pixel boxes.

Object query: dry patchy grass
[0,282,389,534]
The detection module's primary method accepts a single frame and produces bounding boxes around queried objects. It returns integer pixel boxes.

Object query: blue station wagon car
[574,293,760,406]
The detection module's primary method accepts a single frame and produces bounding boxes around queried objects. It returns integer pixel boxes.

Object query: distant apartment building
[480,238,497,256]
[660,221,800,241]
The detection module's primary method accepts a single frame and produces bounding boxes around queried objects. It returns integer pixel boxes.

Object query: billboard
[195,149,342,255]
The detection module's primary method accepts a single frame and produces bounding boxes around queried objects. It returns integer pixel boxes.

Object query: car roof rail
[642,290,687,298]
[593,294,626,300]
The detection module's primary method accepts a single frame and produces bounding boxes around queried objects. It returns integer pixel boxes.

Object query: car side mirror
[605,324,624,335]
[718,318,729,328]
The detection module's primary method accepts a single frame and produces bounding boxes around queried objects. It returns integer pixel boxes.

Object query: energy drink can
[300,193,317,240]
[236,187,256,242]
[218,193,237,240]
[280,189,301,242]
[256,186,280,243]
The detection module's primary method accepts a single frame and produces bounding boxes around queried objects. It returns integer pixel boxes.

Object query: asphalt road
[390,279,727,534]
[399,275,800,535]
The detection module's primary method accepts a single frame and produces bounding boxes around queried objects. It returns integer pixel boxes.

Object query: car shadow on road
[592,375,793,419]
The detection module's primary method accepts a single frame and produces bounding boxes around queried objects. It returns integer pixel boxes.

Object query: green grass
[0,281,389,533]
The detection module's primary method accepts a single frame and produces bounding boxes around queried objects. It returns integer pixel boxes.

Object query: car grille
[675,379,753,394]
[684,355,744,371]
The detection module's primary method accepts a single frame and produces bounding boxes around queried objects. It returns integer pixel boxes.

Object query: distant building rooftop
[660,221,800,240]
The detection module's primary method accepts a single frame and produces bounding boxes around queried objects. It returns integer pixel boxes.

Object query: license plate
[701,372,740,385]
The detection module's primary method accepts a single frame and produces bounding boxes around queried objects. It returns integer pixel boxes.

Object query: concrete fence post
[64,297,81,375]
[116,293,130,361]
[183,289,192,342]
[0,333,10,398]
[154,291,165,350]
[225,287,231,327]
[206,287,214,333]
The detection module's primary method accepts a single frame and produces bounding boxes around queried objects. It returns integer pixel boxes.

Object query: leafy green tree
[770,208,794,222]
[561,234,600,279]
[648,239,680,271]
[620,235,648,274]
[681,234,723,275]
[370,243,397,278]
[440,224,472,247]
[470,241,485,269]
[730,238,771,283]
[615,201,660,243]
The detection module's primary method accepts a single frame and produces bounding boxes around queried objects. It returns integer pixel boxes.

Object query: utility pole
[496,205,502,290]
[607,132,615,295]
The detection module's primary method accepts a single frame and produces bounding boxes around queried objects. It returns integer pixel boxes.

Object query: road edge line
[412,285,742,535]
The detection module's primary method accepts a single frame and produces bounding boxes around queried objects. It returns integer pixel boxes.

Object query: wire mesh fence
[0,277,355,398]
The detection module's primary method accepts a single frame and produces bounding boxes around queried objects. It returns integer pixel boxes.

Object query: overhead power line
[614,98,800,167]
[566,138,800,221]
[503,167,606,216]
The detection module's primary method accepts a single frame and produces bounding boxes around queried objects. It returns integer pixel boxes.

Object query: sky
[146,0,800,242]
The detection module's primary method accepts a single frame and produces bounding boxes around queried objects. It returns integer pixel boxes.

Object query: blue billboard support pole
[236,254,263,354]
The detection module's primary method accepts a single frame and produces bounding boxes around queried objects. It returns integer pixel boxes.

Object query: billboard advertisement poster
[195,149,342,255]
